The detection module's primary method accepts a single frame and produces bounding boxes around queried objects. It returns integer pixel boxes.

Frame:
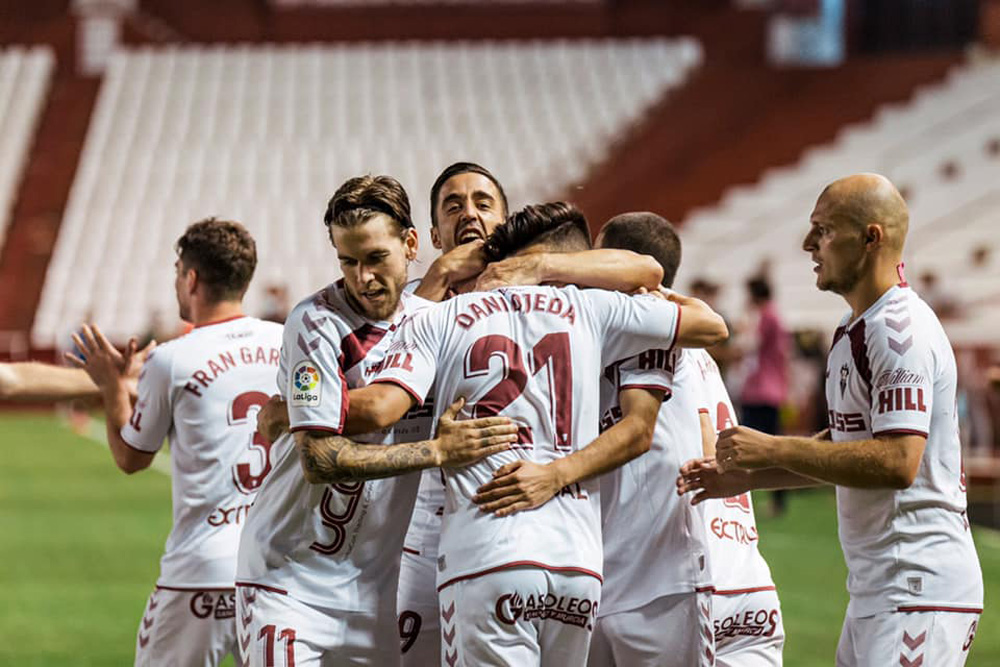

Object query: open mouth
[455,224,485,245]
[361,288,387,302]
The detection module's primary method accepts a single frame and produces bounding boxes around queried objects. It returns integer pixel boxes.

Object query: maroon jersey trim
[873,428,929,438]
[713,585,777,596]
[235,581,289,595]
[897,605,982,614]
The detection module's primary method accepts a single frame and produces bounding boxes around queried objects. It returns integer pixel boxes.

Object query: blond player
[680,174,983,666]
[72,219,283,666]
[234,175,516,667]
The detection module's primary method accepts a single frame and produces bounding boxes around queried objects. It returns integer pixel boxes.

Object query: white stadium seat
[677,57,1000,341]
[0,46,55,252]
[32,39,702,345]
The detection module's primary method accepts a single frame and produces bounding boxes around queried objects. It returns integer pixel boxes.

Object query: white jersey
[826,284,982,617]
[235,282,434,610]
[121,316,283,588]
[372,285,682,589]
[693,349,777,594]
[597,347,712,616]
[401,280,447,562]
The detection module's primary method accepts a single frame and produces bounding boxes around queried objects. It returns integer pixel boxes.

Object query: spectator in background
[918,270,960,320]
[261,283,290,323]
[739,276,790,516]
[691,277,739,377]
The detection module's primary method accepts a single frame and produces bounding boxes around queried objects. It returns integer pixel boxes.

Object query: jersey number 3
[230,391,275,495]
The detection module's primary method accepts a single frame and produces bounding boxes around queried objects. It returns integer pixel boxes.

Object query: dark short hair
[325,174,413,234]
[484,202,592,261]
[175,218,257,302]
[599,212,681,288]
[429,162,509,227]
[747,276,772,301]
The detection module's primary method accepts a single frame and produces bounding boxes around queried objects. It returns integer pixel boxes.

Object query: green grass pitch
[0,413,996,665]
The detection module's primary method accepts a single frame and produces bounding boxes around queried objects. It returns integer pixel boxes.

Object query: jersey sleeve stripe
[119,428,161,454]
[289,424,344,435]
[369,377,424,406]
[437,561,603,592]
[896,605,982,614]
[667,302,682,353]
[712,585,777,596]
[698,408,710,414]
[873,428,929,438]
[620,383,671,394]
[235,581,289,595]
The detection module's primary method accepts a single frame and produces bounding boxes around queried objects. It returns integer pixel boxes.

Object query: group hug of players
[23,162,981,666]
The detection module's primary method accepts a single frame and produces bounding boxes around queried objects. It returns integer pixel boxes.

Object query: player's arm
[296,396,517,484]
[475,249,663,293]
[715,426,925,490]
[666,291,729,348]
[0,362,98,401]
[415,240,487,301]
[67,325,155,474]
[474,387,662,516]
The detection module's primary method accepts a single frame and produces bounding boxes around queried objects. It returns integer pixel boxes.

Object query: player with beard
[235,175,517,667]
[396,162,666,666]
[679,174,983,666]
[298,202,727,666]
[71,219,283,666]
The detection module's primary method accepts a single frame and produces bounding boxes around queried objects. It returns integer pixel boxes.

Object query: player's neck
[844,262,901,320]
[190,300,244,327]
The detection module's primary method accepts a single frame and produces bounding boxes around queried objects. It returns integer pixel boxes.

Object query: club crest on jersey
[291,361,321,407]
[839,363,850,397]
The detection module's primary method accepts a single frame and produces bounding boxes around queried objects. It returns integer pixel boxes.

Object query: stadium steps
[0,76,100,334]
[571,53,961,229]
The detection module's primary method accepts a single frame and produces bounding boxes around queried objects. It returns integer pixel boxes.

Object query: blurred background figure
[737,275,790,517]
[260,283,290,323]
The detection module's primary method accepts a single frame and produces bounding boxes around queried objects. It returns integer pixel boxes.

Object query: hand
[475,254,543,291]
[440,240,488,287]
[472,460,563,517]
[65,324,130,390]
[715,426,779,472]
[676,457,754,505]
[122,339,157,400]
[257,395,290,444]
[433,397,518,467]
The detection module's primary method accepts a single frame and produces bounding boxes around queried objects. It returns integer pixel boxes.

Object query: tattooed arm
[296,397,518,484]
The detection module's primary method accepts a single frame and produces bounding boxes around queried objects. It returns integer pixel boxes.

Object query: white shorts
[397,549,440,667]
[836,608,981,667]
[588,590,715,667]
[713,588,784,667]
[438,566,601,667]
[236,585,399,667]
[134,586,241,667]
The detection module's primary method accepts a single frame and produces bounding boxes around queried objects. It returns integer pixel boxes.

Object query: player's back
[375,285,682,588]
[597,347,712,616]
[122,316,283,587]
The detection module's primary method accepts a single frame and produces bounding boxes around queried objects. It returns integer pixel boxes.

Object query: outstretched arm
[666,291,729,349]
[473,387,662,516]
[715,426,925,490]
[475,249,664,293]
[0,362,98,401]
[296,397,517,484]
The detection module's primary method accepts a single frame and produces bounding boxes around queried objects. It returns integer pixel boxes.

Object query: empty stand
[0,47,55,252]
[678,57,1000,342]
[32,39,701,344]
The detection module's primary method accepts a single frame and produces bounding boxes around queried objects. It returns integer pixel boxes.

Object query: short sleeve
[120,348,173,452]
[370,310,441,406]
[583,290,681,368]
[617,348,679,397]
[284,310,349,435]
[868,326,934,438]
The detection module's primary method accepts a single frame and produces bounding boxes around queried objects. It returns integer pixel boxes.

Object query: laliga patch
[291,361,322,407]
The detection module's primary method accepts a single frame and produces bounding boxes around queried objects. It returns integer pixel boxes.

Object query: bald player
[679,174,983,666]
